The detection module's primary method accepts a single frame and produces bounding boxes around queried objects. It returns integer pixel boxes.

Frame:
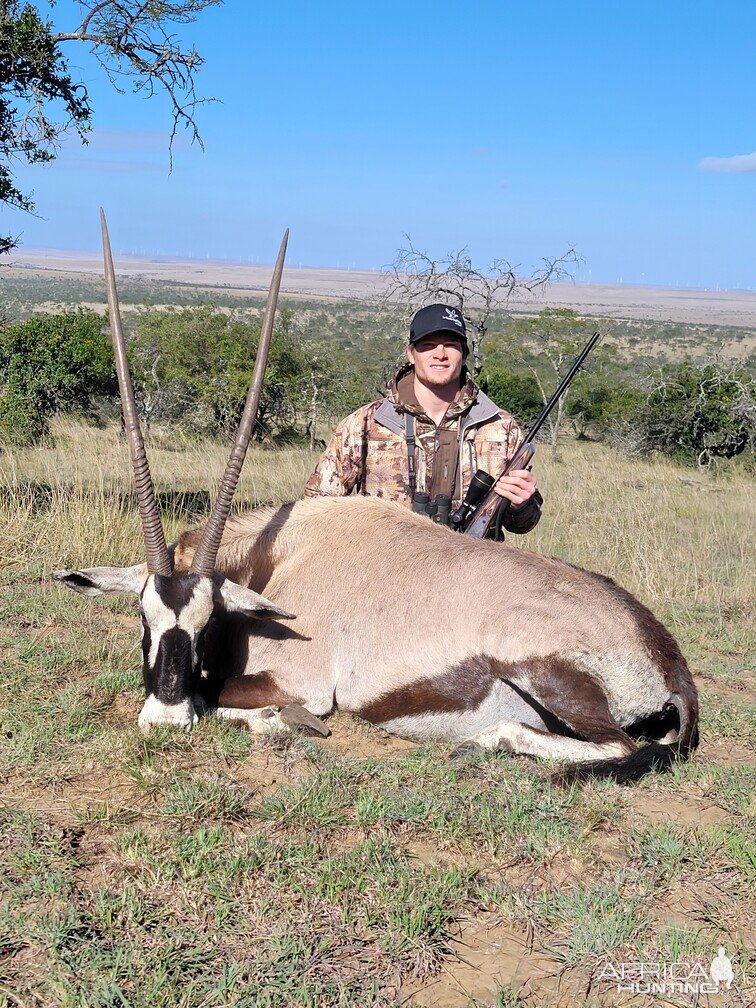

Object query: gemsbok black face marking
[53,563,294,731]
[55,211,698,784]
[136,573,213,729]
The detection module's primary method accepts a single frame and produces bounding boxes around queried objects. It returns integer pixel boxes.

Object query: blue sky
[2,0,755,289]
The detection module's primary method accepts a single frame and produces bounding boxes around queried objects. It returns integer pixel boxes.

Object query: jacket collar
[374,365,500,435]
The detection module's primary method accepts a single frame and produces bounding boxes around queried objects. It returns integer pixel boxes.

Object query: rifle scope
[449,470,496,529]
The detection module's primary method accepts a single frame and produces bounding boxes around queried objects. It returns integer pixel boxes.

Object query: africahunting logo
[598,947,735,995]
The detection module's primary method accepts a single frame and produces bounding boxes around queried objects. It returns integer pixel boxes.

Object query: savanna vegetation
[1,279,754,471]
[0,274,754,1005]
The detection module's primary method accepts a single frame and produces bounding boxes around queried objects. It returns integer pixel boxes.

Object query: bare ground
[6,250,756,326]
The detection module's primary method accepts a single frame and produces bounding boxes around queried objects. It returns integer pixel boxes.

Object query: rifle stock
[464,441,535,539]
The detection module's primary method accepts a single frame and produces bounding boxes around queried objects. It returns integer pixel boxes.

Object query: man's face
[408,335,466,389]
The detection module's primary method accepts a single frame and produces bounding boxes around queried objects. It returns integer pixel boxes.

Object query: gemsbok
[54,213,699,784]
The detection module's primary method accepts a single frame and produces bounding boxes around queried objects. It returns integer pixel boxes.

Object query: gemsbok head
[54,212,295,731]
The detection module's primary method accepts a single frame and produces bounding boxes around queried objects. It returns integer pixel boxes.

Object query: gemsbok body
[54,214,699,784]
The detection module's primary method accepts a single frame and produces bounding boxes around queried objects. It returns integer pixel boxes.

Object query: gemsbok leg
[199,672,331,736]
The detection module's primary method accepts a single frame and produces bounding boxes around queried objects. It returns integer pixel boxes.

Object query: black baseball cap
[409,303,468,351]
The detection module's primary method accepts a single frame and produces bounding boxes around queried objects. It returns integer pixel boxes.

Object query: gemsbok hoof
[216,706,290,735]
[279,704,331,737]
[449,741,485,761]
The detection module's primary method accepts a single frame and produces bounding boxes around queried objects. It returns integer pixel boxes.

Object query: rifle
[452,330,601,538]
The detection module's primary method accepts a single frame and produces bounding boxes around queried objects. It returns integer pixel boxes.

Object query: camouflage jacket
[304,365,542,534]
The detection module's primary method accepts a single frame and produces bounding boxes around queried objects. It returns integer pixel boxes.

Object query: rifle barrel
[523,330,601,444]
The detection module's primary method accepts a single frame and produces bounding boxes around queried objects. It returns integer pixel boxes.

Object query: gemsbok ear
[214,576,295,621]
[52,565,148,597]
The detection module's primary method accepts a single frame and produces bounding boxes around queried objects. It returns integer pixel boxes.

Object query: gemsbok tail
[555,688,700,786]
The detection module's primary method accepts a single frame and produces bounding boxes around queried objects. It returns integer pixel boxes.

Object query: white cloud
[698,151,756,173]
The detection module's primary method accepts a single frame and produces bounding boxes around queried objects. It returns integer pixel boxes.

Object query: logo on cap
[442,308,463,327]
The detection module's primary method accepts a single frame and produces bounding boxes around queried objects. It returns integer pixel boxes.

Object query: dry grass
[1,419,754,1007]
[1,418,753,613]
[522,441,754,610]
[0,417,316,571]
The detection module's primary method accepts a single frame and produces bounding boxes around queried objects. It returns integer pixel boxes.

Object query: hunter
[304,303,542,536]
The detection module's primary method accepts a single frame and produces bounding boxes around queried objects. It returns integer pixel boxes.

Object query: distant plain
[7,248,756,328]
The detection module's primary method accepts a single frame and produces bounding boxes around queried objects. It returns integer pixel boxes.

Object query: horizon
[9,247,756,330]
[11,246,756,296]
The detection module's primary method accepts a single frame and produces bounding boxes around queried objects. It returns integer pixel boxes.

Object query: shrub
[128,307,310,439]
[0,311,115,446]
[479,368,543,428]
[636,362,754,467]
[567,374,643,439]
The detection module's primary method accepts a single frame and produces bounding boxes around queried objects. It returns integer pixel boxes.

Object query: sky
[2,0,755,290]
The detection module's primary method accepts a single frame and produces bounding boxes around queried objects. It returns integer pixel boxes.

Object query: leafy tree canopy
[479,368,543,430]
[0,309,116,444]
[0,0,221,253]
[129,307,312,440]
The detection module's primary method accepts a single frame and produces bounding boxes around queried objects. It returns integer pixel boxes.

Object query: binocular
[411,492,452,526]
[411,468,495,531]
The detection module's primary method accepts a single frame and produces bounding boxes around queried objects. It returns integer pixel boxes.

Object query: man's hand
[493,469,537,509]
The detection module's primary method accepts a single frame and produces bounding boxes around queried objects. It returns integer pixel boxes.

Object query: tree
[490,309,606,457]
[128,306,312,441]
[0,0,220,253]
[479,368,542,430]
[566,372,642,440]
[0,310,116,444]
[382,237,579,376]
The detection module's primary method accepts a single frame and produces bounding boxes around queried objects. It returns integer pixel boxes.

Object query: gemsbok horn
[55,214,295,732]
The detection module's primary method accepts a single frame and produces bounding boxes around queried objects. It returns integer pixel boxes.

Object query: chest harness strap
[405,413,417,496]
[405,413,462,502]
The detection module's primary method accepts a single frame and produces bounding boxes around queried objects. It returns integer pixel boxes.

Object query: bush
[635,362,754,467]
[0,311,116,446]
[128,307,311,439]
[567,374,643,439]
[479,368,543,428]
[128,307,404,441]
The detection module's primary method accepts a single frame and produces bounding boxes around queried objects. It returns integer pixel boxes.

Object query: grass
[1,420,754,1005]
[0,416,316,571]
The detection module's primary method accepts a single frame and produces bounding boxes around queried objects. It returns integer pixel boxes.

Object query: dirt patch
[404,917,580,1007]
[0,768,146,825]
[697,737,755,768]
[650,875,756,941]
[626,792,732,828]
[698,670,756,699]
[225,744,300,797]
[318,710,417,759]
[101,691,142,725]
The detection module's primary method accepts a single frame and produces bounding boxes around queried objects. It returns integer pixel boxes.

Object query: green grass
[532,875,649,965]
[1,435,754,1006]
